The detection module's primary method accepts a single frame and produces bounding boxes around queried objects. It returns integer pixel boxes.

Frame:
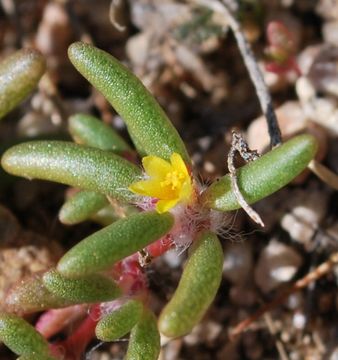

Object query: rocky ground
[0,1,337,359]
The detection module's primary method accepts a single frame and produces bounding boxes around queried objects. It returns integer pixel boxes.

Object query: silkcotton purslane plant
[0,42,318,360]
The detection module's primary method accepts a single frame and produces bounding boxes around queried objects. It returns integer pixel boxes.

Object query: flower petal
[156,199,179,213]
[142,156,172,179]
[170,153,188,176]
[129,179,175,199]
[179,178,192,202]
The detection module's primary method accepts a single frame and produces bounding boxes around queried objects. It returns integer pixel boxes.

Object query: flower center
[161,170,185,190]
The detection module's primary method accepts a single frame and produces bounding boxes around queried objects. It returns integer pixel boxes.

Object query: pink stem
[41,235,175,358]
[51,305,101,360]
[36,305,87,339]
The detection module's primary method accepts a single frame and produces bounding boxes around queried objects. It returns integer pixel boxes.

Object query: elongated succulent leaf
[91,202,139,226]
[43,269,121,303]
[68,42,190,163]
[5,275,72,315]
[1,141,141,203]
[126,308,160,360]
[65,114,134,224]
[96,299,143,341]
[202,134,318,211]
[158,231,223,337]
[0,49,45,119]
[0,313,50,356]
[69,113,131,152]
[59,190,108,225]
[57,211,174,277]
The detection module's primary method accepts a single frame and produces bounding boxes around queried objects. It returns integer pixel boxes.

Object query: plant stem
[308,160,338,190]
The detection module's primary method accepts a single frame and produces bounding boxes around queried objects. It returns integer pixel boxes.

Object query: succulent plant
[0,42,317,359]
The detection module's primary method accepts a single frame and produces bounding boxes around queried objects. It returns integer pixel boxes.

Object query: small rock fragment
[322,21,338,46]
[255,239,303,293]
[316,0,338,21]
[329,347,338,360]
[281,185,329,247]
[0,206,63,307]
[183,320,222,346]
[300,44,338,97]
[247,101,307,152]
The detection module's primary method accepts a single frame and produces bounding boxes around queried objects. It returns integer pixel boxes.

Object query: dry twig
[308,160,338,191]
[228,131,264,227]
[191,0,282,148]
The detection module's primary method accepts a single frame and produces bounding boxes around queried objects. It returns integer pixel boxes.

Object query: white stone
[296,76,316,103]
[247,101,307,152]
[255,240,303,293]
[329,347,338,360]
[323,21,338,46]
[293,312,306,329]
[281,187,328,246]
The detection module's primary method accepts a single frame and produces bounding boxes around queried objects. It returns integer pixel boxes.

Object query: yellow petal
[129,179,175,199]
[142,156,172,179]
[156,199,179,213]
[170,153,189,177]
[179,178,192,202]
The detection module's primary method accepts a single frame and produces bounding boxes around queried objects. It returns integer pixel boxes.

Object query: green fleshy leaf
[57,211,174,277]
[158,231,223,337]
[64,113,134,224]
[42,269,121,303]
[126,308,160,360]
[59,190,139,226]
[59,190,109,225]
[68,42,190,163]
[0,49,45,119]
[0,313,50,356]
[5,275,72,315]
[1,141,141,203]
[96,299,143,341]
[68,113,131,152]
[91,202,139,226]
[202,134,318,211]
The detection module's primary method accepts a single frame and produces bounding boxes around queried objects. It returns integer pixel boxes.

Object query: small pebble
[254,239,303,293]
[329,347,338,360]
[296,76,316,103]
[247,101,307,152]
[281,186,329,247]
[293,312,306,329]
[322,21,338,46]
[160,338,182,360]
[302,45,338,97]
[286,293,304,310]
[316,0,338,20]
[183,321,222,346]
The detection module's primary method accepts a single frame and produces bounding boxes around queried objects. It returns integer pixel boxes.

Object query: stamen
[161,171,185,190]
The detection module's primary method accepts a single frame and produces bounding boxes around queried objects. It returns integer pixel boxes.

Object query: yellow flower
[129,153,193,213]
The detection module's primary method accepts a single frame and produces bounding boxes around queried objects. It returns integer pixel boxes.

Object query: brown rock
[0,205,63,309]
